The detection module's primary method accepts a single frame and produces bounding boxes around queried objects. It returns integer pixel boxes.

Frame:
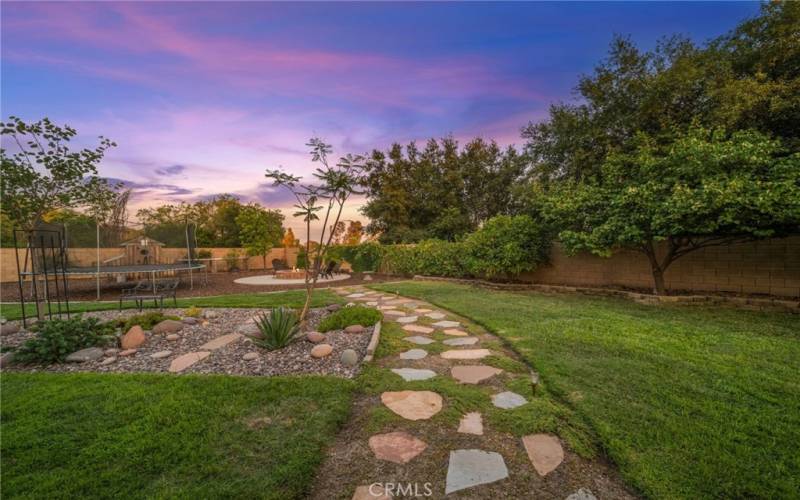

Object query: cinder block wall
[520,237,800,297]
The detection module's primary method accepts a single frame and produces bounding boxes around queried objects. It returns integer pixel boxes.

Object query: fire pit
[275,269,306,280]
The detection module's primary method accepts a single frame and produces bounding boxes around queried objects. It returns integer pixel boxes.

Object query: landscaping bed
[2,306,376,378]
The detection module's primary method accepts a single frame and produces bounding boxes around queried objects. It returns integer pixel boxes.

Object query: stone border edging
[412,275,800,313]
[363,321,382,363]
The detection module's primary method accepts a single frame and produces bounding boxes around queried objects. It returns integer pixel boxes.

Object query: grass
[1,372,354,499]
[371,280,800,499]
[0,289,343,321]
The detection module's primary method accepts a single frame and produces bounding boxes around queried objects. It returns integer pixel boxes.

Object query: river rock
[345,324,365,334]
[311,344,333,358]
[340,349,359,366]
[306,331,326,343]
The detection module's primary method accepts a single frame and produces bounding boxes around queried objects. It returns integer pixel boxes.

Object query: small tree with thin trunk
[235,204,284,269]
[265,138,365,322]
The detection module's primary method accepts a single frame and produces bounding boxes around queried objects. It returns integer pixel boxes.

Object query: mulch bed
[1,271,401,302]
[2,307,375,378]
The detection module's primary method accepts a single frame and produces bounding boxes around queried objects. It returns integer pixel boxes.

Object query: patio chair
[118,280,150,311]
[320,260,337,279]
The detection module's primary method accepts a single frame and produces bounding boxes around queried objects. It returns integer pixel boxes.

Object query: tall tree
[235,204,284,269]
[343,220,364,245]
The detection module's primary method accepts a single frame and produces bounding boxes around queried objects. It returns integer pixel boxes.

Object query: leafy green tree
[1,116,117,231]
[546,128,800,294]
[464,215,550,279]
[235,204,284,269]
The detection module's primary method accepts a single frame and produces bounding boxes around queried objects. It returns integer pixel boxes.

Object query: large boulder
[66,347,104,363]
[121,325,147,349]
[152,320,183,334]
[0,323,20,336]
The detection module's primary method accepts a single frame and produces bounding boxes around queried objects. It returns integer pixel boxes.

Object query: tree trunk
[651,266,666,296]
[262,254,267,270]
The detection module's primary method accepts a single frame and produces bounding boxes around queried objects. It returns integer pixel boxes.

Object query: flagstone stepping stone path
[368,431,428,464]
[169,351,210,373]
[445,449,509,494]
[442,336,479,346]
[404,336,435,345]
[492,391,528,409]
[522,434,565,476]
[391,368,437,381]
[399,349,427,360]
[451,365,503,384]
[308,285,633,500]
[199,333,241,350]
[440,348,491,360]
[381,390,443,420]
[458,412,484,435]
[402,324,434,334]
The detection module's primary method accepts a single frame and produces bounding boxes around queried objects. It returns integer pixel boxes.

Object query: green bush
[184,306,202,318]
[250,307,302,350]
[15,316,116,364]
[382,240,469,277]
[115,312,180,332]
[464,215,549,278]
[327,242,384,272]
[318,306,382,332]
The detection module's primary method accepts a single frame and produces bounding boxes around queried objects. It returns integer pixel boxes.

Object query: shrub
[318,305,382,332]
[225,249,243,271]
[382,240,468,277]
[115,312,180,332]
[464,215,550,278]
[15,316,116,364]
[197,249,212,259]
[327,242,384,272]
[184,306,202,318]
[249,308,302,350]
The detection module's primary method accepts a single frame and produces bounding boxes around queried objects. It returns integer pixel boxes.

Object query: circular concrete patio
[233,273,351,285]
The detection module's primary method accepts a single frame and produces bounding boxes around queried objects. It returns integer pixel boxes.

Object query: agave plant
[250,307,301,351]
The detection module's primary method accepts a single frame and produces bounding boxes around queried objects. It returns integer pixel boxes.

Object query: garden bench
[118,278,180,311]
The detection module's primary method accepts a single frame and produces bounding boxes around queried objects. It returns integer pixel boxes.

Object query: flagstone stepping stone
[242,352,259,361]
[345,324,365,333]
[492,391,527,409]
[347,293,365,298]
[66,347,104,363]
[458,412,484,435]
[168,351,210,372]
[381,390,443,420]
[399,349,428,360]
[150,350,172,359]
[380,295,395,300]
[415,308,433,313]
[432,320,461,329]
[402,324,434,334]
[386,299,408,305]
[199,333,242,350]
[352,485,392,500]
[153,319,184,334]
[378,305,397,310]
[451,365,503,384]
[566,488,598,500]
[383,310,405,316]
[425,312,446,320]
[522,434,564,476]
[443,337,479,346]
[311,344,333,358]
[443,328,468,336]
[341,349,359,366]
[121,325,146,349]
[395,316,418,324]
[445,449,509,494]
[405,336,435,345]
[368,431,428,463]
[366,301,378,306]
[391,368,437,381]
[441,349,491,360]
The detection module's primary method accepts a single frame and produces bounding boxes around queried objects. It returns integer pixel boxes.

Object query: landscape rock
[445,449,509,494]
[203,310,219,319]
[432,320,461,329]
[237,322,261,336]
[311,343,333,358]
[391,368,437,381]
[404,336,435,345]
[395,316,418,324]
[440,349,491,360]
[458,412,484,435]
[368,431,428,464]
[399,349,428,360]
[306,331,326,343]
[522,434,564,476]
[182,317,198,325]
[104,348,119,356]
[121,325,146,349]
[100,356,117,366]
[345,324,365,334]
[0,323,20,336]
[166,333,180,341]
[381,390,443,420]
[451,365,502,384]
[443,337,479,346]
[199,333,242,350]
[443,328,468,336]
[492,391,527,409]
[66,347,105,363]
[150,350,172,359]
[118,348,137,356]
[425,312,446,320]
[566,488,597,500]
[242,352,259,361]
[168,351,210,372]
[340,349,359,366]
[326,303,342,312]
[153,319,184,334]
[402,324,434,334]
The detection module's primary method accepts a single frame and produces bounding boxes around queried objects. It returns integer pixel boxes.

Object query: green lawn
[371,281,800,499]
[0,289,343,320]
[1,372,354,499]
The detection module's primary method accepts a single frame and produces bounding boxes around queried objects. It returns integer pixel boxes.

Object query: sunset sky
[1,2,759,237]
